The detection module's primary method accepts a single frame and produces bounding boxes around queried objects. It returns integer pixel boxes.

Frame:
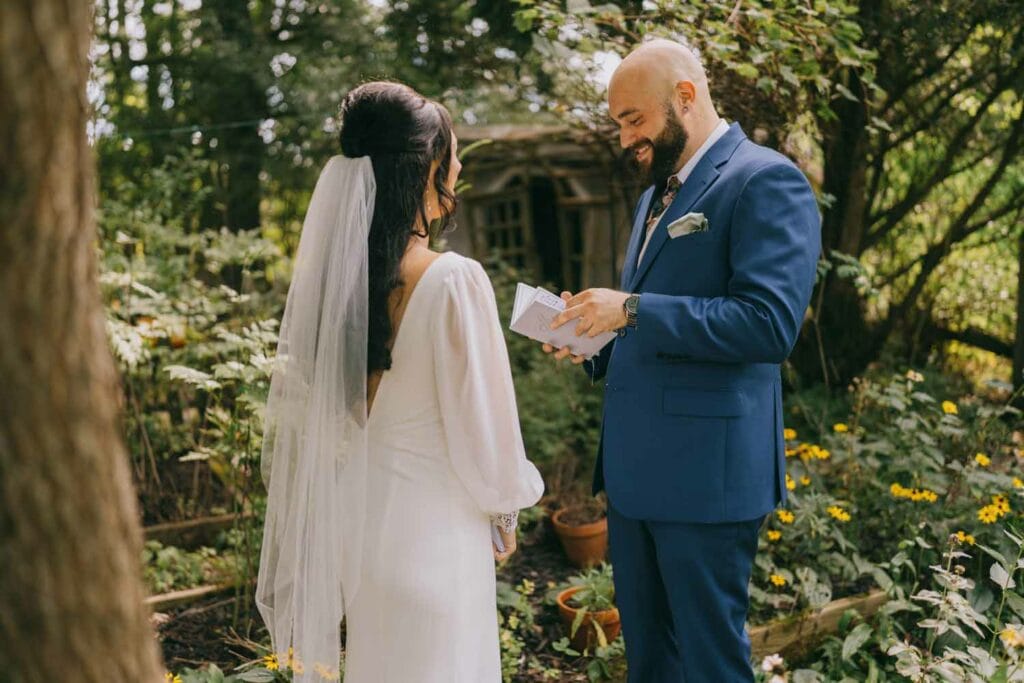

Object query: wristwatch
[623,294,640,328]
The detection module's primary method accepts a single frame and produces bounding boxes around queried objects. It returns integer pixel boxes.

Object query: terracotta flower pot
[551,506,608,568]
[556,586,621,652]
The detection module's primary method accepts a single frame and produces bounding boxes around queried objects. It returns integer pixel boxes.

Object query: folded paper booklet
[509,283,616,359]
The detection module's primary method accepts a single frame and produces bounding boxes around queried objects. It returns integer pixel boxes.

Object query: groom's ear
[673,81,696,110]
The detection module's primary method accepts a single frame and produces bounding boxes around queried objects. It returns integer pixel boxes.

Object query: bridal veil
[256,155,374,681]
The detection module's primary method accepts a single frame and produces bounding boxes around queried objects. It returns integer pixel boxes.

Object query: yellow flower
[833,423,849,433]
[769,574,787,587]
[800,475,811,486]
[993,494,1011,514]
[799,443,831,460]
[827,505,851,522]
[975,453,991,467]
[910,488,938,503]
[776,510,795,524]
[262,654,279,671]
[783,428,797,441]
[979,505,1001,524]
[284,646,304,673]
[785,474,796,491]
[954,530,976,545]
[313,663,340,681]
[164,674,182,683]
[767,530,782,542]
[891,483,938,503]
[906,370,925,382]
[785,448,797,458]
[942,401,958,415]
[1001,626,1024,649]
[1014,477,1023,489]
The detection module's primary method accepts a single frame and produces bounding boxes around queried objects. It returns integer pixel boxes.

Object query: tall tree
[0,2,166,681]
[810,0,1024,384]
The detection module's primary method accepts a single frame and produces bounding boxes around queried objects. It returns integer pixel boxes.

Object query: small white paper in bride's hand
[509,283,616,359]
[491,524,505,553]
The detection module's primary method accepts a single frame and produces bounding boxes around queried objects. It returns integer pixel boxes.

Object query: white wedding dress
[342,251,544,682]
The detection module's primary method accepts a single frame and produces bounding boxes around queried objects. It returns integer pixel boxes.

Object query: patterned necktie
[638,175,681,264]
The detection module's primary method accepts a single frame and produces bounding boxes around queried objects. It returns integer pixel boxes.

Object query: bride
[255,81,545,682]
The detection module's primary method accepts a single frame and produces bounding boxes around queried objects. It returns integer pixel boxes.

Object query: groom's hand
[551,288,629,338]
[542,292,587,365]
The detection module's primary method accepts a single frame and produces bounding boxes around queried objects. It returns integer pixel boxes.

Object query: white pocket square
[667,212,709,238]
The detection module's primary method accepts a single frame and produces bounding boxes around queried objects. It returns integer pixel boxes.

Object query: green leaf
[513,9,538,32]
[1004,590,1024,618]
[978,544,1009,567]
[871,566,893,591]
[834,83,859,101]
[779,65,800,87]
[990,562,1016,590]
[841,622,873,661]
[732,63,759,79]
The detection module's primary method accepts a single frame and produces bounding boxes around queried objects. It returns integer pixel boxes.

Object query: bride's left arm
[432,258,545,530]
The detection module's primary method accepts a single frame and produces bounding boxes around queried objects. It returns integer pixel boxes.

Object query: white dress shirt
[637,119,730,264]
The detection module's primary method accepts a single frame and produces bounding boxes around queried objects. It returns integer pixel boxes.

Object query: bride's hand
[493,527,517,562]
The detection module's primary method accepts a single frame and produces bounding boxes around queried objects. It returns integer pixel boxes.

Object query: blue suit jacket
[587,123,821,523]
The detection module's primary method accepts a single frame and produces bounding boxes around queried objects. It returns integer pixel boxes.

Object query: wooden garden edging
[145,581,242,611]
[748,589,887,659]
[144,511,253,548]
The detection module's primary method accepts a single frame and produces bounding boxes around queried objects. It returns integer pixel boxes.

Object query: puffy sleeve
[432,257,545,531]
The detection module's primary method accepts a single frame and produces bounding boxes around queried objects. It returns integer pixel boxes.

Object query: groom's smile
[634,143,652,165]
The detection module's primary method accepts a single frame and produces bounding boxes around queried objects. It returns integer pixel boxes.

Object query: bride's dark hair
[338,81,457,375]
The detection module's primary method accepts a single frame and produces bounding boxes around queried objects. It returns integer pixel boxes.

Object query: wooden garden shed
[448,124,642,292]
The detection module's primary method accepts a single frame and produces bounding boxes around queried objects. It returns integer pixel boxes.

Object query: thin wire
[113,109,337,139]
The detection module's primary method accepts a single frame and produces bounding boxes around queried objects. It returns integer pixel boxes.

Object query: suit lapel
[620,188,654,289]
[628,123,747,292]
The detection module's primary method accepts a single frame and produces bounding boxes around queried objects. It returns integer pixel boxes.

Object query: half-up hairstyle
[338,81,457,375]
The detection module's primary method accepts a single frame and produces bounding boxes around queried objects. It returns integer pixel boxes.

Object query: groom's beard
[620,113,689,187]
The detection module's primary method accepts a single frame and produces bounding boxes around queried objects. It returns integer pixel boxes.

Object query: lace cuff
[490,511,518,534]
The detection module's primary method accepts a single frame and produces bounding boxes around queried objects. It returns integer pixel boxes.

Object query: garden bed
[749,589,887,659]
[144,511,253,548]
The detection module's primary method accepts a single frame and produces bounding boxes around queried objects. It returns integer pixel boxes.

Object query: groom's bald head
[609,38,721,184]
[610,39,710,108]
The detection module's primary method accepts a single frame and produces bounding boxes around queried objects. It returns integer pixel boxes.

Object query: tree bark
[209,0,264,232]
[791,69,874,388]
[0,2,166,681]
[1014,231,1024,393]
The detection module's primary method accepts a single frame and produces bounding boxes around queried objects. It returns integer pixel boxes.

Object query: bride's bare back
[366,246,443,413]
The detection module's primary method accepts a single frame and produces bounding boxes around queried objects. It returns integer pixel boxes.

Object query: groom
[544,39,821,681]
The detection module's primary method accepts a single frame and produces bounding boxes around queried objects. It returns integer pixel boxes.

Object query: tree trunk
[790,66,875,388]
[0,3,166,681]
[210,0,264,232]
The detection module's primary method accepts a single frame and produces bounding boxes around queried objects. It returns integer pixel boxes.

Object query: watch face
[626,295,639,313]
